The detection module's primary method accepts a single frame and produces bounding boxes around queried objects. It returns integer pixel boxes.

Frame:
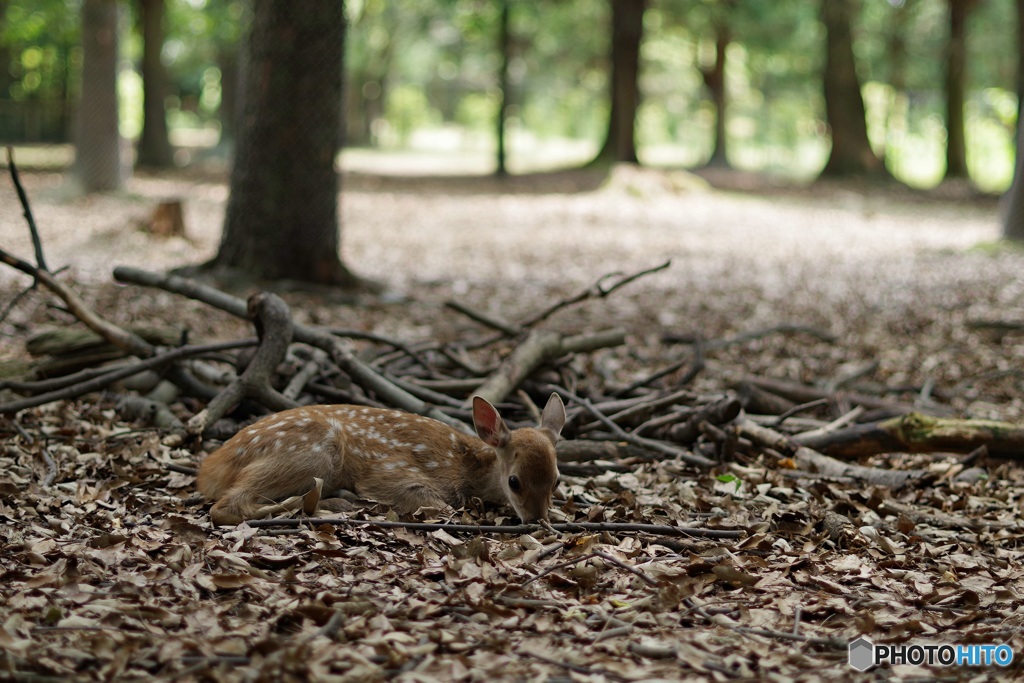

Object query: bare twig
[614,336,705,396]
[549,385,717,467]
[6,146,47,273]
[773,397,830,426]
[1,248,153,357]
[520,260,671,328]
[241,516,744,539]
[444,300,521,336]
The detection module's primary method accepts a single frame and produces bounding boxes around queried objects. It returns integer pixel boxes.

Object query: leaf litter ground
[1,166,1023,682]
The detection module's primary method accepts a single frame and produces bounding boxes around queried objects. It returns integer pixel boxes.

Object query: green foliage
[0,0,1017,186]
[385,84,440,146]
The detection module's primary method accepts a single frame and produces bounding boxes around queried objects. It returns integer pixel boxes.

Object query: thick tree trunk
[137,0,174,168]
[592,0,646,165]
[75,0,127,192]
[944,0,971,179]
[818,0,887,178]
[703,26,730,167]
[210,0,357,287]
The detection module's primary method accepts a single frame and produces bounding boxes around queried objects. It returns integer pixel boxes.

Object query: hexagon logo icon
[849,636,875,671]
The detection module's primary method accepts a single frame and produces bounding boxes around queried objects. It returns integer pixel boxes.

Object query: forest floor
[1,164,1023,682]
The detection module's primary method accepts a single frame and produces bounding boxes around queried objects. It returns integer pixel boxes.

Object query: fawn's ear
[540,393,566,437]
[472,396,511,449]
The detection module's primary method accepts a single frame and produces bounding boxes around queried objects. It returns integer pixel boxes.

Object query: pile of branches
[3,152,1023,529]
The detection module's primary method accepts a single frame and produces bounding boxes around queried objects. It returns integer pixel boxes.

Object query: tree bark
[75,0,127,192]
[1003,112,1024,240]
[818,0,887,178]
[496,0,511,176]
[209,0,357,286]
[702,24,730,167]
[944,0,972,180]
[1018,0,1024,139]
[592,0,646,166]
[137,0,174,168]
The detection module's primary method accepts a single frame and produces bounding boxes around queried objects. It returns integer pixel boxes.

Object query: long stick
[6,146,47,273]
[241,516,744,538]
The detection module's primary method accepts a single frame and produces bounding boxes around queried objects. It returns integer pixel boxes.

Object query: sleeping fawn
[197,393,566,526]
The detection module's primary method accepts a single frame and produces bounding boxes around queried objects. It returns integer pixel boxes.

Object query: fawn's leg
[208,450,339,525]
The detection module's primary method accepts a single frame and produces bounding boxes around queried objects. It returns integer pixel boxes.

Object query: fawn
[197,393,566,526]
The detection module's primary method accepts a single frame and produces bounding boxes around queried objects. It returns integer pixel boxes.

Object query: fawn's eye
[508,475,521,492]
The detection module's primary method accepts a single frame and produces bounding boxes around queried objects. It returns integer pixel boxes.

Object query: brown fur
[197,395,566,526]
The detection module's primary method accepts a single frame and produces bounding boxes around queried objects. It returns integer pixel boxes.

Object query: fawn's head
[472,393,566,523]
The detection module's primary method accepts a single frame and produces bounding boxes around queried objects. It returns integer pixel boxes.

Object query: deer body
[197,394,566,526]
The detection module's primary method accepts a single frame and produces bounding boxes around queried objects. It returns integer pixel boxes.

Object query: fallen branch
[6,146,47,274]
[551,385,717,467]
[112,266,472,432]
[737,419,921,489]
[470,328,625,407]
[187,292,298,433]
[0,339,256,415]
[794,412,1024,458]
[444,300,521,336]
[520,260,671,328]
[1,248,153,358]
[242,516,745,538]
[741,375,952,417]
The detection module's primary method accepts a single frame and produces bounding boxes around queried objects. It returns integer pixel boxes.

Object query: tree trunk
[496,0,511,176]
[75,0,127,192]
[818,0,887,178]
[217,48,240,144]
[137,0,174,168]
[1018,0,1024,139]
[944,0,971,179]
[1003,112,1024,241]
[209,0,357,287]
[592,0,646,166]
[702,24,730,167]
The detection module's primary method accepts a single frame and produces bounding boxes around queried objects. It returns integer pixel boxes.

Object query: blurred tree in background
[75,0,126,191]
[136,0,172,167]
[591,0,646,165]
[0,0,1020,193]
[819,0,887,178]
